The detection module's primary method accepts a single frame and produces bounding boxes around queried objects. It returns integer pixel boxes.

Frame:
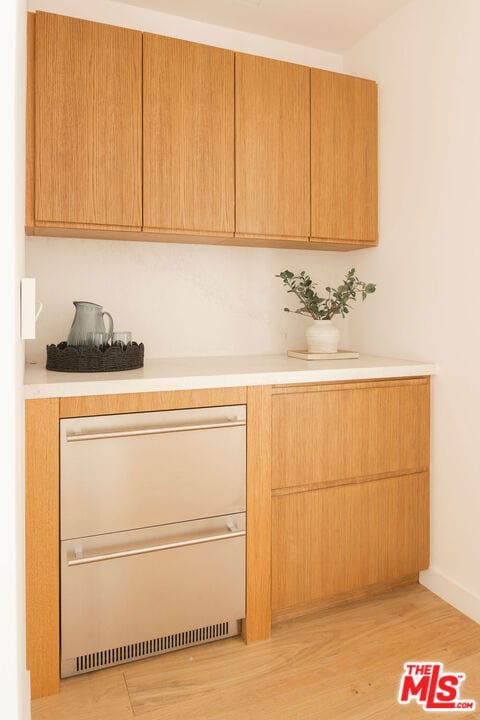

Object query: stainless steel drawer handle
[67,528,246,566]
[66,419,246,442]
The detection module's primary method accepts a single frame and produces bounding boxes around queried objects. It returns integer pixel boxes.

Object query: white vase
[305,319,340,353]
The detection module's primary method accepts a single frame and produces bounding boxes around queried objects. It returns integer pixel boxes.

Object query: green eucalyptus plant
[277,268,376,320]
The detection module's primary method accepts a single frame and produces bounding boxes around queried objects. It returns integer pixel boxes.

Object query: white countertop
[24,353,436,400]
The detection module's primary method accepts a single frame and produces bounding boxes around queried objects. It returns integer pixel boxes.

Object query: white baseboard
[420,568,480,625]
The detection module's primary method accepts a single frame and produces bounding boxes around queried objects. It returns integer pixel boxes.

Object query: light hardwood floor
[32,585,480,720]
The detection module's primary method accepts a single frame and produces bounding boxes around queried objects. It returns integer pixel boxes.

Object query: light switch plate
[21,278,42,340]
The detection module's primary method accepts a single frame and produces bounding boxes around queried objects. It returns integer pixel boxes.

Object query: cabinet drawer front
[272,379,429,490]
[35,12,142,229]
[61,514,245,658]
[61,406,246,539]
[272,473,429,612]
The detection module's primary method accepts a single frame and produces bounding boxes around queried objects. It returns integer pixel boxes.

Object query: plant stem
[289,284,318,319]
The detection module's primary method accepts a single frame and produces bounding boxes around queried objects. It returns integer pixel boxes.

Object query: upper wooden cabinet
[32,12,142,231]
[235,54,310,241]
[311,70,378,245]
[143,35,234,236]
[26,13,378,249]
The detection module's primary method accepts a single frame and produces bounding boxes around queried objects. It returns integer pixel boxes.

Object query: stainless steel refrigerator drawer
[61,512,246,675]
[60,405,246,539]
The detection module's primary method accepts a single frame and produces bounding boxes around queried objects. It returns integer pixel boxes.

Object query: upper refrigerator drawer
[60,405,246,540]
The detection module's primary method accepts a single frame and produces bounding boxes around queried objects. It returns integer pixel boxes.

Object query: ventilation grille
[62,621,236,677]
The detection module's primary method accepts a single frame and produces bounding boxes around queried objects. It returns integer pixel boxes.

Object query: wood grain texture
[272,467,426,497]
[272,473,429,612]
[272,573,419,623]
[243,385,272,643]
[308,237,375,251]
[25,225,228,245]
[221,235,374,251]
[34,12,142,229]
[32,585,480,720]
[272,377,428,394]
[25,398,60,699]
[26,13,35,228]
[221,236,357,250]
[59,387,247,418]
[143,34,234,235]
[311,69,378,243]
[233,232,307,243]
[235,53,310,239]
[34,220,140,232]
[26,224,374,250]
[272,378,430,490]
[29,13,379,250]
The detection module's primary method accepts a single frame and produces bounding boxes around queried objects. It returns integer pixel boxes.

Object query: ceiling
[115,0,412,52]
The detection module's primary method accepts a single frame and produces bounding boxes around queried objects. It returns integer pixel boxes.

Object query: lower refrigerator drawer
[61,513,245,677]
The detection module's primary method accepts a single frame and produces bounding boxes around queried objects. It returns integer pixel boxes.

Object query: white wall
[25,0,348,364]
[1,0,28,718]
[26,238,352,361]
[344,0,480,621]
[27,0,342,69]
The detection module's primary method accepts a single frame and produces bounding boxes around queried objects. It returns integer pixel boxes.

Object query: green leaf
[278,267,374,322]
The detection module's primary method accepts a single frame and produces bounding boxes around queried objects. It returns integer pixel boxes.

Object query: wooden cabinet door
[272,473,429,612]
[235,54,310,241]
[34,12,142,230]
[143,35,234,236]
[311,70,378,244]
[272,379,430,491]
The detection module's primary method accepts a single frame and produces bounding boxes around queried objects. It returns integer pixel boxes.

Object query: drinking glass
[87,331,110,349]
[112,331,132,347]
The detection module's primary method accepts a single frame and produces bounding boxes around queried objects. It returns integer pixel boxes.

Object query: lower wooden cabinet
[25,376,431,698]
[271,377,430,617]
[272,378,430,492]
[272,472,429,613]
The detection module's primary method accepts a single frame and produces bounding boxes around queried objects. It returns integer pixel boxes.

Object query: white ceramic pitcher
[67,301,114,346]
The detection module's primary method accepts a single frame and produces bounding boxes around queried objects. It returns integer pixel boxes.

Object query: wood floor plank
[32,585,480,720]
[353,652,480,720]
[31,666,132,720]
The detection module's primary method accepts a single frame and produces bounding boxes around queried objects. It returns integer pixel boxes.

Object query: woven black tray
[46,341,144,373]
